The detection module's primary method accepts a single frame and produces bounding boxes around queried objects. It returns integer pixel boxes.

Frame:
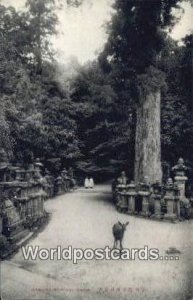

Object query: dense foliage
[161,35,193,173]
[0,0,192,181]
[0,1,81,173]
[70,62,134,179]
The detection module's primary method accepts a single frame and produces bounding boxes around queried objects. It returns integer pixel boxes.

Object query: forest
[0,0,192,183]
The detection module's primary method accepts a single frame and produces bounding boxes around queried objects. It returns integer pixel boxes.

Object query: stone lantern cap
[139,176,150,192]
[34,158,43,168]
[166,177,173,187]
[152,181,162,194]
[45,169,51,175]
[117,184,127,191]
[0,163,7,170]
[125,181,136,195]
[127,181,136,188]
[172,158,187,177]
[164,178,178,199]
[61,169,68,177]
[27,163,34,171]
[56,176,62,182]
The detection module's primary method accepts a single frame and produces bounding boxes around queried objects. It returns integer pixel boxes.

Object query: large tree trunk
[134,89,162,184]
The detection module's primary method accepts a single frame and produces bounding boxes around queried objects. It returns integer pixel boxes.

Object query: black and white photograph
[0,0,193,299]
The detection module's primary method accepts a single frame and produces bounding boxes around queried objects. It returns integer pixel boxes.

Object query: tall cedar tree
[101,0,183,183]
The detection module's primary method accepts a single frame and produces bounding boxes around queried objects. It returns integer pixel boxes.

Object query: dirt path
[1,185,193,300]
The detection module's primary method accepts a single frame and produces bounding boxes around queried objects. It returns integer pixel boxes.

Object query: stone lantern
[172,158,188,203]
[61,168,68,192]
[1,190,28,242]
[115,172,128,212]
[45,169,54,198]
[15,168,23,182]
[55,176,63,195]
[0,149,8,182]
[34,158,43,179]
[174,183,181,218]
[116,183,128,212]
[164,178,179,221]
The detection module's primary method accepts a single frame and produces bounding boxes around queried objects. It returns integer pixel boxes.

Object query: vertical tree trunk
[36,12,42,74]
[134,89,162,184]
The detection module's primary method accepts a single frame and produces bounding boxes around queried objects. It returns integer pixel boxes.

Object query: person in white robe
[84,176,89,188]
[89,177,94,188]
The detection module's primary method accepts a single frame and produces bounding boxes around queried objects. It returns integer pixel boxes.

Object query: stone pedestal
[66,178,71,192]
[126,183,136,215]
[164,183,178,221]
[139,191,150,217]
[45,170,54,198]
[15,169,22,181]
[138,182,150,217]
[164,198,176,221]
[55,176,63,195]
[118,192,128,212]
[151,182,163,219]
[174,176,187,202]
[61,169,68,192]
[153,196,162,218]
[174,185,180,218]
[116,184,127,212]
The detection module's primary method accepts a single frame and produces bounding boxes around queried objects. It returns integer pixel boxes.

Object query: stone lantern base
[164,197,178,221]
[151,196,163,220]
[2,199,29,244]
[139,191,150,217]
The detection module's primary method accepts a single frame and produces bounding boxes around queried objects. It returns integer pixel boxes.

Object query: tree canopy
[0,0,192,182]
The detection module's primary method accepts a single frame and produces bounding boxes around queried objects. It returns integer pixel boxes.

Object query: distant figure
[84,176,89,188]
[89,177,94,189]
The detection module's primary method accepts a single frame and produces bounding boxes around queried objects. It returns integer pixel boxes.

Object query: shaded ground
[1,184,193,300]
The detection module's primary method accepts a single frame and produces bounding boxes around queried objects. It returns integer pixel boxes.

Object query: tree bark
[134,89,162,184]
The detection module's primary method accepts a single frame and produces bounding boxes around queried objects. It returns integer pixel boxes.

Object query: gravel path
[1,184,193,300]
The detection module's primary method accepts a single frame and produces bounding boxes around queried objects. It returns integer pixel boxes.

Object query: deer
[112,221,129,249]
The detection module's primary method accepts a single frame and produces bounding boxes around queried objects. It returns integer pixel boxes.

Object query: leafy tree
[0,2,81,172]
[25,0,58,73]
